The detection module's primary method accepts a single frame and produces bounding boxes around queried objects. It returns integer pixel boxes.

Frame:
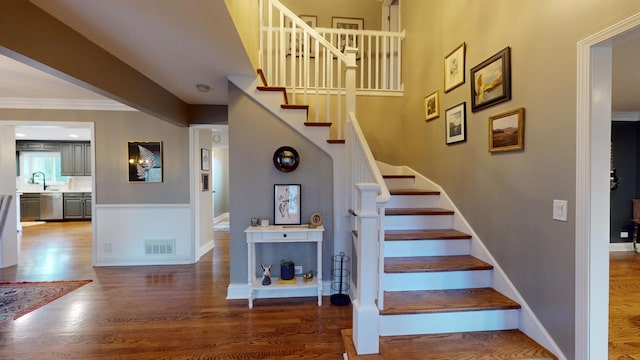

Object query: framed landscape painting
[489,107,525,152]
[445,102,466,144]
[470,46,512,112]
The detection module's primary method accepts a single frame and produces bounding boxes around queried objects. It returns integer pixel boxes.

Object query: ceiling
[0,1,638,142]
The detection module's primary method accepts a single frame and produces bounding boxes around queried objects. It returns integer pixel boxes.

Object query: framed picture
[201,148,210,171]
[286,15,317,57]
[470,46,512,112]
[201,173,210,192]
[274,184,301,225]
[332,17,364,56]
[424,90,440,121]
[444,43,466,93]
[128,141,162,183]
[489,107,525,152]
[445,102,466,144]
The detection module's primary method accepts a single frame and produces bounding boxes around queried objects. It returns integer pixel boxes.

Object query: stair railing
[259,0,404,139]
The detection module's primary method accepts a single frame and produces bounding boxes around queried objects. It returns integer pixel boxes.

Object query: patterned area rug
[0,280,92,321]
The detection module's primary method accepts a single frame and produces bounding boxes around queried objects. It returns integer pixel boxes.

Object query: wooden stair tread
[304,122,331,127]
[256,85,286,92]
[281,104,308,110]
[381,288,520,315]
[383,174,415,179]
[385,207,454,216]
[327,139,345,144]
[385,255,493,273]
[385,229,471,240]
[389,188,440,196]
[342,328,557,359]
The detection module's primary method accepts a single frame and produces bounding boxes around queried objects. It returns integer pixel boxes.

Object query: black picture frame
[128,141,163,183]
[470,46,512,112]
[445,102,466,145]
[274,184,301,225]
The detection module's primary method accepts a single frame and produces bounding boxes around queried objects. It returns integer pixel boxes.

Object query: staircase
[364,173,557,359]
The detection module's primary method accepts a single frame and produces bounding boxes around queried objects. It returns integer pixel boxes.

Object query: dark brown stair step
[342,328,557,360]
[385,208,453,216]
[383,174,415,179]
[381,288,520,315]
[327,139,345,144]
[385,255,493,273]
[389,188,440,196]
[385,229,471,241]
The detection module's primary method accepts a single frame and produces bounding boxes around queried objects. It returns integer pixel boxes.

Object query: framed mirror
[273,146,299,172]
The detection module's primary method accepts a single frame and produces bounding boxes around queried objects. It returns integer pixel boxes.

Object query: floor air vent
[144,239,176,255]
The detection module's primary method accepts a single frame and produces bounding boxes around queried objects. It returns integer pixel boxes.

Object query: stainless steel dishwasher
[40,192,63,220]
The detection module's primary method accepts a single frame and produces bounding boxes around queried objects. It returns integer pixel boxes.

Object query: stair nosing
[385,208,454,216]
[384,255,493,273]
[384,229,471,240]
[389,189,440,196]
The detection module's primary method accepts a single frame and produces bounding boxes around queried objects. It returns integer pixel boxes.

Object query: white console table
[245,225,324,308]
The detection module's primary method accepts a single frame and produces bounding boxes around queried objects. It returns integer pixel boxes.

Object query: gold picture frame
[489,107,525,152]
[444,43,466,93]
[425,90,440,121]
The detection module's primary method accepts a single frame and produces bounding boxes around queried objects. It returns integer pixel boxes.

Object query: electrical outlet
[621,231,629,239]
[294,265,303,275]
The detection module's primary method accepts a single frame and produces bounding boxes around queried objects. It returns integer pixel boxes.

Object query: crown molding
[0,97,135,111]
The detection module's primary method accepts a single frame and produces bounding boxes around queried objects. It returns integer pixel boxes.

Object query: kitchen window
[20,152,67,185]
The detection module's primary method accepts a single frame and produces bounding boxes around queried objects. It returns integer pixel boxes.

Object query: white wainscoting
[95,204,194,266]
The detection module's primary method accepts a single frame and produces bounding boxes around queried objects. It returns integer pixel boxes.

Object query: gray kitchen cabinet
[20,193,40,220]
[16,141,60,152]
[63,192,91,219]
[61,142,91,176]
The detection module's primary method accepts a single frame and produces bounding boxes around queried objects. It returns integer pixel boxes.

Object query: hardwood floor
[2,222,639,359]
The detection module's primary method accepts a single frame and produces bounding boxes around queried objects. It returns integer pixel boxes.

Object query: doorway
[576,12,640,359]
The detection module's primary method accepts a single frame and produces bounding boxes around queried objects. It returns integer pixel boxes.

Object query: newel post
[344,47,357,116]
[353,182,380,354]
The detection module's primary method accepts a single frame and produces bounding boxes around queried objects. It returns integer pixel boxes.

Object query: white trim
[95,203,190,209]
[609,242,635,252]
[0,98,136,111]
[576,12,640,360]
[611,111,640,121]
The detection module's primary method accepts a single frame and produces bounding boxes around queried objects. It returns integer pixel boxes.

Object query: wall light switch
[553,200,568,222]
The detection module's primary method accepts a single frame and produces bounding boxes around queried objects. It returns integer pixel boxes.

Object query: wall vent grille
[144,239,176,255]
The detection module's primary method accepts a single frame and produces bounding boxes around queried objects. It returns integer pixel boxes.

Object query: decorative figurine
[303,271,314,281]
[261,264,272,285]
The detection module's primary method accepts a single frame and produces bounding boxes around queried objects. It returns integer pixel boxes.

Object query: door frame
[576,12,640,359]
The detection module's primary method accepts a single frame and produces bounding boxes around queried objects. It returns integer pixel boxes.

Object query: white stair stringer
[376,161,566,360]
[379,309,520,336]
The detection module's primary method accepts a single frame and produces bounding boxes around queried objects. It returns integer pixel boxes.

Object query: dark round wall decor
[273,146,300,172]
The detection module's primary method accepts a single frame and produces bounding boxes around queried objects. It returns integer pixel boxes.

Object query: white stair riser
[385,215,453,230]
[386,195,440,208]
[384,239,471,257]
[384,178,415,189]
[379,309,519,336]
[383,270,493,291]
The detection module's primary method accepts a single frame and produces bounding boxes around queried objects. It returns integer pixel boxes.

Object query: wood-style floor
[1,222,639,359]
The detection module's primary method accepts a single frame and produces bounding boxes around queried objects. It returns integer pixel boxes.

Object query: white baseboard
[609,242,635,252]
[214,212,229,223]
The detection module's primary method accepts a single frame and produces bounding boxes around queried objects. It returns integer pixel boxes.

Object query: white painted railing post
[345,47,357,116]
[353,182,380,355]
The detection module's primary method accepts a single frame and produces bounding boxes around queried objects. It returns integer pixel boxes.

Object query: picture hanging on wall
[274,184,301,225]
[425,90,440,121]
[201,173,210,192]
[332,16,364,57]
[489,107,525,152]
[444,43,466,93]
[201,148,210,171]
[445,102,466,145]
[470,46,512,112]
[128,141,162,183]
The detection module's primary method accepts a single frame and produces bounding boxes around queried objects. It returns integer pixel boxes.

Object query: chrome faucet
[31,172,48,191]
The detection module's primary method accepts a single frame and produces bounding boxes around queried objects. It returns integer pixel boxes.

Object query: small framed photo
[445,102,466,145]
[444,43,466,93]
[201,173,210,192]
[128,141,163,183]
[201,148,210,171]
[470,46,512,112]
[274,184,301,225]
[424,90,440,121]
[332,17,364,56]
[489,107,525,152]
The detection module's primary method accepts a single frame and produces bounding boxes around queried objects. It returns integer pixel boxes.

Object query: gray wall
[0,109,190,204]
[610,121,639,242]
[228,82,334,283]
